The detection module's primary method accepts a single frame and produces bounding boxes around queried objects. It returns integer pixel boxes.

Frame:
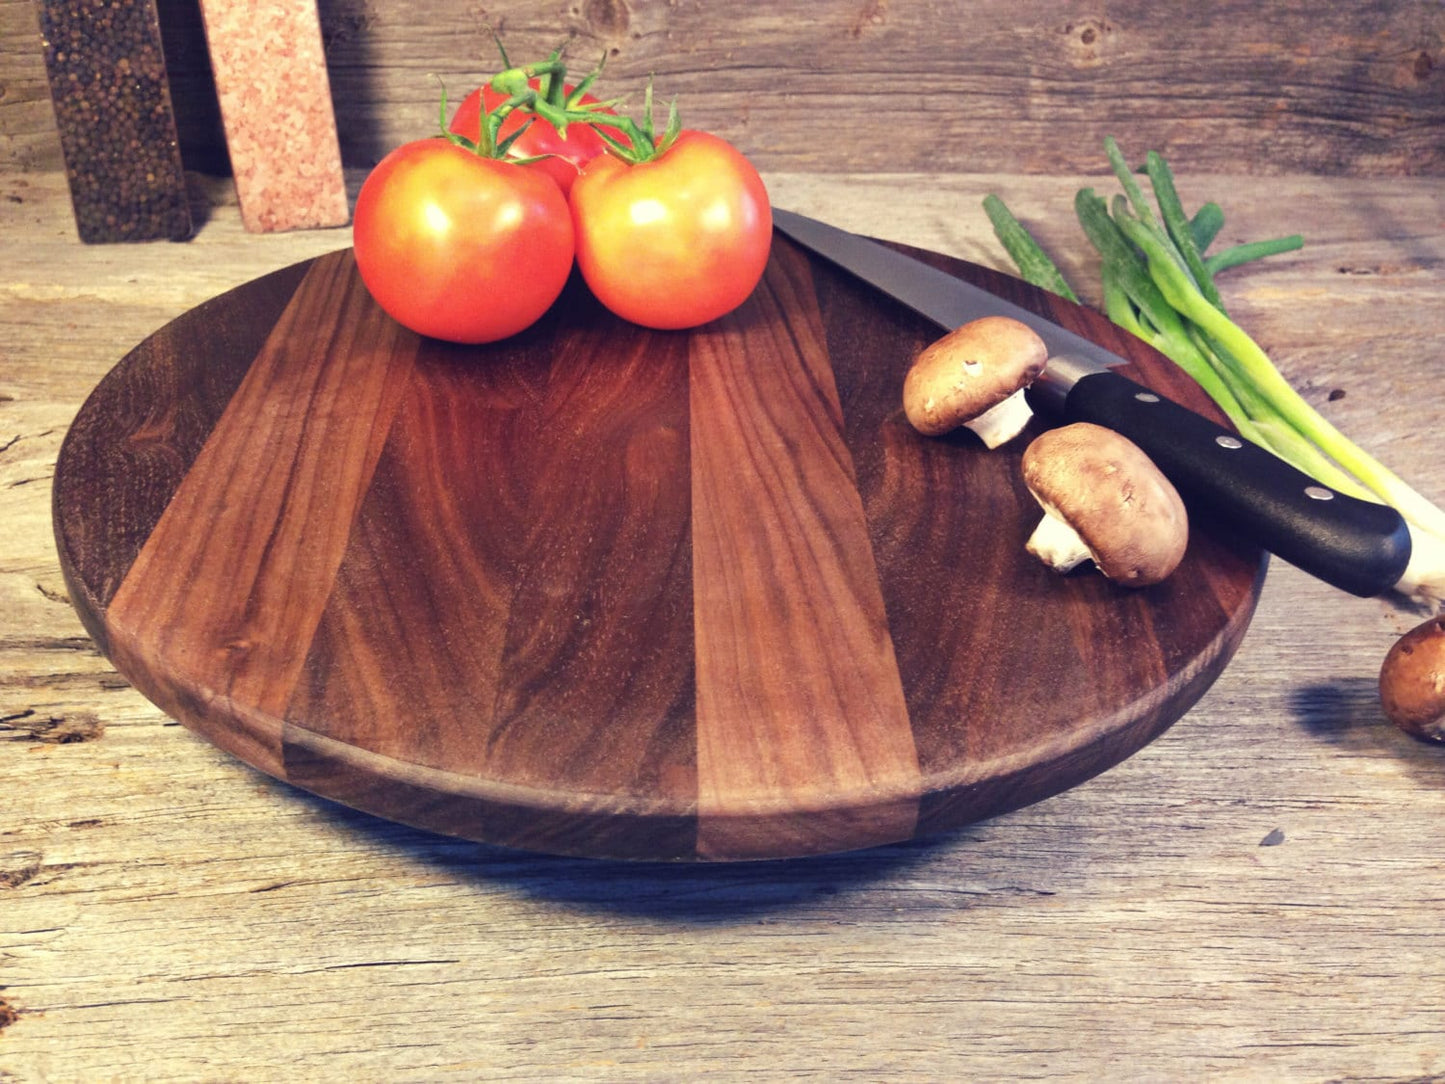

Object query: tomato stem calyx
[593,77,681,164]
[488,46,620,142]
[436,46,677,168]
[434,73,573,165]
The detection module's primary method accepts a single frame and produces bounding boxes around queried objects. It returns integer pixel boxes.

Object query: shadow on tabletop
[268,782,1007,922]
[1288,676,1445,784]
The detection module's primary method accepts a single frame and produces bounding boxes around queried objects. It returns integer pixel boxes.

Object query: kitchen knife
[772,207,1411,597]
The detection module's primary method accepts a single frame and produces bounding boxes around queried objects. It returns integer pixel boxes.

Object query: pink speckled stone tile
[198,0,349,233]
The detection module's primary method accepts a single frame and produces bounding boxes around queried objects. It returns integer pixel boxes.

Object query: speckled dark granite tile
[38,0,193,243]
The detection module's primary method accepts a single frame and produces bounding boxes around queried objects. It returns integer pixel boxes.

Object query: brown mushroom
[1379,615,1445,742]
[903,315,1048,447]
[1020,422,1188,586]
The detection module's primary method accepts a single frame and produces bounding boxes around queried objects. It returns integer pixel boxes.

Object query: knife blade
[772,207,1411,597]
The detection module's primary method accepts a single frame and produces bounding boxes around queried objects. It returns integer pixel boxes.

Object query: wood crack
[0,708,105,743]
[304,959,463,973]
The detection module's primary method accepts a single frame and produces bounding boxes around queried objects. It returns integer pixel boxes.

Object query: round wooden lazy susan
[53,235,1264,860]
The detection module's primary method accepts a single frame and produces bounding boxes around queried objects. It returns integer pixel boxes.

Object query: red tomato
[449,80,616,196]
[352,138,574,344]
[569,130,772,330]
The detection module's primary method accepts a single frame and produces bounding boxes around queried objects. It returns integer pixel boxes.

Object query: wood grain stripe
[689,243,921,859]
[53,260,312,634]
[106,250,418,775]
[285,303,698,857]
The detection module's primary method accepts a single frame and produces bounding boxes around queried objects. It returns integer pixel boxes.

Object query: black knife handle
[1040,369,1411,597]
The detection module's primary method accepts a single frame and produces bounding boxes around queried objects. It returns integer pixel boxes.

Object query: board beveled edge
[280,722,701,861]
[52,514,1268,865]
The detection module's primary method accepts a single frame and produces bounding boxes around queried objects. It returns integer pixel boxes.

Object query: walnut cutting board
[53,236,1265,861]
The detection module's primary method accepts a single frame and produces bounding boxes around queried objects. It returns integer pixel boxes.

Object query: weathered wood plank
[4,0,1443,177]
[0,0,62,171]
[299,0,1445,175]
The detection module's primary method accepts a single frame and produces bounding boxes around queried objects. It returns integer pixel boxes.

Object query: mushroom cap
[1379,616,1445,741]
[903,316,1048,437]
[1021,422,1189,586]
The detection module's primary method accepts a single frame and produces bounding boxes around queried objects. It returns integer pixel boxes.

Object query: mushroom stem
[964,387,1035,449]
[1025,506,1093,573]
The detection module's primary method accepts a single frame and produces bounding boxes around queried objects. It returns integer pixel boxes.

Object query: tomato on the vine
[569,129,772,330]
[448,79,617,195]
[352,137,574,344]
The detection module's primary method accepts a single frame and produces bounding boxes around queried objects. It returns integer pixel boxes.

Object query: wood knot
[1062,17,1115,67]
[1415,50,1435,82]
[583,0,631,38]
[222,638,254,659]
[849,0,888,38]
[0,851,43,889]
[320,4,374,50]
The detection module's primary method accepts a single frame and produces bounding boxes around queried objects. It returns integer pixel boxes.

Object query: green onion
[1204,236,1304,276]
[982,195,1079,303]
[1189,202,1225,252]
[984,139,1445,605]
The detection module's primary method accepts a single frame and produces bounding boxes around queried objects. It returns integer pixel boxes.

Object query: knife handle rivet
[1134,392,1161,403]
[1304,485,1336,502]
[1215,435,1244,450]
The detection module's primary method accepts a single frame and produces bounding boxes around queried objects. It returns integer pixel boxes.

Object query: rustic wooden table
[3,166,1443,1080]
